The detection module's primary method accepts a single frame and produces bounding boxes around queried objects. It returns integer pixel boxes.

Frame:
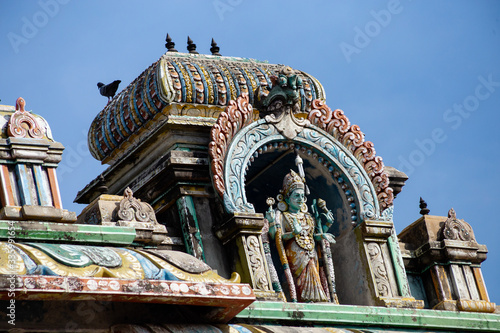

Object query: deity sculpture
[256,66,303,116]
[266,169,338,303]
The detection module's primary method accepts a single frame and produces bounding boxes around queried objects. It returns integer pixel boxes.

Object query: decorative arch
[307,100,393,210]
[209,94,393,223]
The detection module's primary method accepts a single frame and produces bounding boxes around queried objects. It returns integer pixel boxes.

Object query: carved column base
[216,212,279,300]
[433,300,496,313]
[254,291,286,302]
[377,297,424,309]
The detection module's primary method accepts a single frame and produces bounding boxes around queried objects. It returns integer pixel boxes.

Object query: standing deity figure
[266,170,337,303]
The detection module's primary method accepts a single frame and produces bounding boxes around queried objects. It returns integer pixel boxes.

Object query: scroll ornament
[307,100,393,210]
[118,187,156,223]
[441,208,474,242]
[8,97,44,139]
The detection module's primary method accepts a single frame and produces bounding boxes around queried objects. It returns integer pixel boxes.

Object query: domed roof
[88,52,325,163]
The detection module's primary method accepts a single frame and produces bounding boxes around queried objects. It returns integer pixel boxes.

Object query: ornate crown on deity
[281,170,305,197]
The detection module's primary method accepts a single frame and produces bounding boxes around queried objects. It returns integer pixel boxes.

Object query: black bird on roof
[97,80,121,102]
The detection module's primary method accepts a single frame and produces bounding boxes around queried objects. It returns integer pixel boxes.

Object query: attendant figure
[266,170,336,303]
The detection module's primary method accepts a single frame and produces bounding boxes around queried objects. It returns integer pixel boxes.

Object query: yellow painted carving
[127,86,143,126]
[158,58,175,102]
[133,249,240,283]
[220,65,237,100]
[176,60,192,103]
[200,65,214,104]
[243,68,257,91]
[141,67,155,114]
[0,242,26,275]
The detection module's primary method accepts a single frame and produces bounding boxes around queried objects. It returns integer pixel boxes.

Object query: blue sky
[1,1,499,303]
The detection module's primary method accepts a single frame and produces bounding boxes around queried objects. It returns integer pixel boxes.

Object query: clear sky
[1,1,499,303]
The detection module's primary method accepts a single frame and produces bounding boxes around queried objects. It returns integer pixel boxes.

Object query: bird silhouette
[97,80,121,102]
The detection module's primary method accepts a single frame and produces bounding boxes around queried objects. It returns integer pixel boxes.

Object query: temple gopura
[0,37,499,332]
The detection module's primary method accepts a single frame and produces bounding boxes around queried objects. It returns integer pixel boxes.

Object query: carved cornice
[307,100,394,210]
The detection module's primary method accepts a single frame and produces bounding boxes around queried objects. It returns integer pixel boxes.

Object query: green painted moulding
[236,301,500,332]
[0,221,136,245]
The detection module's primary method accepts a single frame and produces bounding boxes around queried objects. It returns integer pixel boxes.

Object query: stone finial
[210,38,221,56]
[419,197,430,215]
[165,33,177,52]
[16,97,26,112]
[448,208,456,219]
[96,175,108,194]
[187,36,198,54]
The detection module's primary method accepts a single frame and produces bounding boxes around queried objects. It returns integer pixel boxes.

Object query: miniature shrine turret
[0,98,73,223]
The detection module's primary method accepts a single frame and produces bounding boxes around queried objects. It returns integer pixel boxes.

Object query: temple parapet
[399,209,495,313]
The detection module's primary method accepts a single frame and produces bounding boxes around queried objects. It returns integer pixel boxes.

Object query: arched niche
[221,119,382,233]
[245,148,352,238]
[209,95,418,307]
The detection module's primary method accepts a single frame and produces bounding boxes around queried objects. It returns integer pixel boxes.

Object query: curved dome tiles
[88,53,326,163]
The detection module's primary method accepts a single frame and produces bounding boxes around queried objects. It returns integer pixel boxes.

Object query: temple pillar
[216,212,279,300]
[335,219,423,308]
[354,220,424,308]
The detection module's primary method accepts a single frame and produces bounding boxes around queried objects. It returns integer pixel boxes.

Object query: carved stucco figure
[266,170,338,303]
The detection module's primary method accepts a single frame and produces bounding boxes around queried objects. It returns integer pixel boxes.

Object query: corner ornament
[118,187,156,223]
[8,97,44,139]
[441,208,474,242]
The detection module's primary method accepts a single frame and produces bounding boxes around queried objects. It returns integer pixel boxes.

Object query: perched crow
[97,80,121,102]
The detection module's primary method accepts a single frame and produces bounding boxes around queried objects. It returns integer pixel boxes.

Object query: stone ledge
[0,221,136,245]
[236,301,500,332]
[0,275,255,327]
[0,206,76,223]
